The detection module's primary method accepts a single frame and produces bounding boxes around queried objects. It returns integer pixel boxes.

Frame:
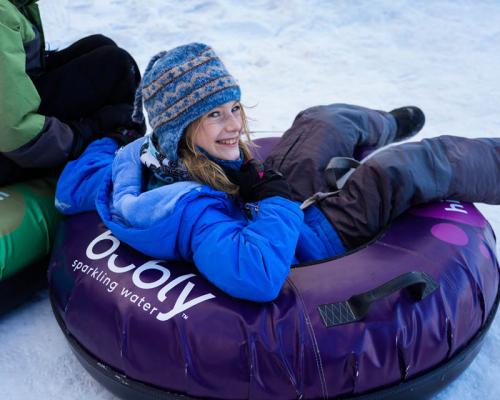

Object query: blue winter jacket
[56,138,345,302]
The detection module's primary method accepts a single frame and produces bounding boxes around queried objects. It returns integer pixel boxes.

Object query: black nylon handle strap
[324,156,361,190]
[318,271,439,328]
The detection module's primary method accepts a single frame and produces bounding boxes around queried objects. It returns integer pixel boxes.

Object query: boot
[390,106,425,141]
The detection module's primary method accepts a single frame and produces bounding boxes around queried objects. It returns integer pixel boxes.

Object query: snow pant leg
[321,135,500,249]
[264,103,398,201]
[43,34,117,70]
[32,38,140,120]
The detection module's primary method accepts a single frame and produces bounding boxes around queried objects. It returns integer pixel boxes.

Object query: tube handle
[318,271,439,327]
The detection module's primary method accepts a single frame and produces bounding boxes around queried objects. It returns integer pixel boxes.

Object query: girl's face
[192,101,243,161]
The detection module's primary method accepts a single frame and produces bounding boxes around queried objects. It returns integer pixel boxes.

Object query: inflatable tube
[0,178,60,314]
[48,141,499,400]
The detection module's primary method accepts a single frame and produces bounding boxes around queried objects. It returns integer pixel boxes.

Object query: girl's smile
[192,101,243,160]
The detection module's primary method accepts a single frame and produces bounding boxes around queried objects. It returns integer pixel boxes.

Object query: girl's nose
[224,112,242,132]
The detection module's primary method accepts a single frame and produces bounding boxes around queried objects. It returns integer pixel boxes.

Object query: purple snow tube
[48,139,499,400]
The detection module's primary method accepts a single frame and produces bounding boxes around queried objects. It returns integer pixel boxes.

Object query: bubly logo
[81,230,215,321]
[410,200,492,253]
[443,200,467,214]
[411,199,486,228]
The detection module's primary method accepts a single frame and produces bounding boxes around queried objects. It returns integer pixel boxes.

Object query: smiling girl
[56,43,500,302]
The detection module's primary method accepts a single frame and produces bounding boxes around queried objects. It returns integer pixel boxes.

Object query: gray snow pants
[265,104,500,250]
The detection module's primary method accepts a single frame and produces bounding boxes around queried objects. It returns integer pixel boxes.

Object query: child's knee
[94,46,138,80]
[293,104,357,129]
[83,34,117,48]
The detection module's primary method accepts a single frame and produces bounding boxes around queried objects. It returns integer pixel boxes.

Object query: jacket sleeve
[0,14,75,167]
[55,138,119,214]
[183,196,304,302]
[3,117,77,168]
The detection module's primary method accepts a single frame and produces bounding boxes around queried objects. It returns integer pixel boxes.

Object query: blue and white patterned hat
[132,43,241,161]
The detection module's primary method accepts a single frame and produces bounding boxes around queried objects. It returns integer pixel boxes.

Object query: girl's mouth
[216,138,239,145]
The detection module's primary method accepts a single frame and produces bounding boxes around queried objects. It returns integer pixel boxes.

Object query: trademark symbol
[182,313,188,320]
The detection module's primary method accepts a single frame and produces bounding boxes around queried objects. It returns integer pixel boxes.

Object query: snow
[1,0,499,399]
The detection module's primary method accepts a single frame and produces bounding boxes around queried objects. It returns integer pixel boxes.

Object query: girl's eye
[208,111,221,118]
[232,104,241,113]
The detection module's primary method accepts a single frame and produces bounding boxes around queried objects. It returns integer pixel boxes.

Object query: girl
[56,43,500,302]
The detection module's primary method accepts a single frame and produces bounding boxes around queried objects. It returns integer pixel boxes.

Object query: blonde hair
[179,105,255,195]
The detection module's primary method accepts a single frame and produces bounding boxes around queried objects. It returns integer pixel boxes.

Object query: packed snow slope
[0,1,499,399]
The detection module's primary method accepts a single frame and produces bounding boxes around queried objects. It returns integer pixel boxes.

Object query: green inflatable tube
[0,178,60,312]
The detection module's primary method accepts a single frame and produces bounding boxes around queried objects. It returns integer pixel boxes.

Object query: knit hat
[132,43,241,161]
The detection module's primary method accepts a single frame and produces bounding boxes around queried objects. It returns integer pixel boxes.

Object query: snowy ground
[1,0,499,399]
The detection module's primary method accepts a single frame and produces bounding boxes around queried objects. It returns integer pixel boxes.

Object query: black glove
[106,126,145,147]
[68,104,140,158]
[223,159,292,202]
[70,104,136,137]
[90,104,137,133]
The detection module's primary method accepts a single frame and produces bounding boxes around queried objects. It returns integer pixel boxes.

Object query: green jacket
[0,0,74,176]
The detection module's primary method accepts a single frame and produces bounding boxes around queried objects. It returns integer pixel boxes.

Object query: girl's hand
[223,159,292,202]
